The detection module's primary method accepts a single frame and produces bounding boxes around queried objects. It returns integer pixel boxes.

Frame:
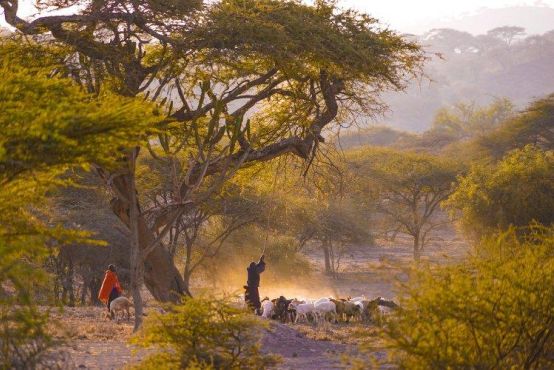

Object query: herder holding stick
[244,254,266,314]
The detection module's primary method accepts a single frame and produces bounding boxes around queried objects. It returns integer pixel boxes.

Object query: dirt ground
[47,228,467,369]
[48,307,374,370]
[261,322,359,370]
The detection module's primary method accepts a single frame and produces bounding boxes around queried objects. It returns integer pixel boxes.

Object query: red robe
[98,270,122,303]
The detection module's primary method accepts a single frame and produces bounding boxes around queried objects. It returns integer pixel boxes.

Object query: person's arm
[257,255,266,273]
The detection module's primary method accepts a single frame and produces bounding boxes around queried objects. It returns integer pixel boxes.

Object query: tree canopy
[0,0,425,300]
[446,145,554,238]
[474,94,554,160]
[0,41,159,178]
[430,98,514,141]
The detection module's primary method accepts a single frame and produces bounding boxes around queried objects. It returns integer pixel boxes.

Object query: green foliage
[347,147,459,191]
[0,304,53,369]
[315,199,372,245]
[336,126,417,150]
[0,40,161,367]
[0,199,54,369]
[262,234,313,276]
[193,0,423,82]
[475,94,554,160]
[131,297,279,369]
[335,98,516,154]
[379,226,554,369]
[0,41,161,177]
[431,98,514,141]
[447,145,554,237]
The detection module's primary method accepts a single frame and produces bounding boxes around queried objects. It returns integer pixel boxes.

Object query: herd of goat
[258,296,399,324]
[105,295,399,325]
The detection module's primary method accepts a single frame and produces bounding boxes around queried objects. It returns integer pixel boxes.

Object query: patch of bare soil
[47,306,150,369]
[48,306,364,370]
[261,322,355,370]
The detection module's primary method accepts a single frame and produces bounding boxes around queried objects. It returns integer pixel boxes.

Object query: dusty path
[53,307,358,369]
[261,323,353,369]
[58,340,146,369]
[59,325,353,369]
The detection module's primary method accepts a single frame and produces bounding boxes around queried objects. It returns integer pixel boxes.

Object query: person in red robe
[98,264,122,312]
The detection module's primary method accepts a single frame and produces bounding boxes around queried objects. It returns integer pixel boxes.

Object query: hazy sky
[2,0,554,33]
[339,0,554,33]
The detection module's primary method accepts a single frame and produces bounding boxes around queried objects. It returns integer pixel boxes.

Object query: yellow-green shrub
[131,297,279,369]
[446,145,554,238]
[0,39,160,368]
[379,226,554,369]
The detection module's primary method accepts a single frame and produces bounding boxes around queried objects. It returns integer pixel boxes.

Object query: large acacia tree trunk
[96,164,187,302]
[138,214,188,301]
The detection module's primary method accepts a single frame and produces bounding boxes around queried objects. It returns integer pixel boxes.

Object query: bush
[0,236,55,369]
[131,296,279,369]
[0,306,53,369]
[447,145,554,238]
[377,226,554,369]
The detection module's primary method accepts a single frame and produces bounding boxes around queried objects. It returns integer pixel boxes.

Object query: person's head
[108,264,116,272]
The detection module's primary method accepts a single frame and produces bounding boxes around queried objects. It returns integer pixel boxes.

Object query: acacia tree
[0,0,424,301]
[138,148,276,293]
[256,152,372,276]
[347,148,459,260]
[315,201,370,276]
[302,156,371,276]
[487,26,526,46]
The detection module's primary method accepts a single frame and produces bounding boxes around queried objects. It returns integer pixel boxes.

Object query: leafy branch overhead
[0,0,423,166]
[0,0,424,300]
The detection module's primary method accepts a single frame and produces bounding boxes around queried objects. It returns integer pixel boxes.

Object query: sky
[339,0,554,33]
[2,0,554,33]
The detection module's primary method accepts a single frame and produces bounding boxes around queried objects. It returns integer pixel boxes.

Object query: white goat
[109,296,132,321]
[293,303,316,324]
[261,299,274,319]
[351,300,365,311]
[314,300,336,323]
